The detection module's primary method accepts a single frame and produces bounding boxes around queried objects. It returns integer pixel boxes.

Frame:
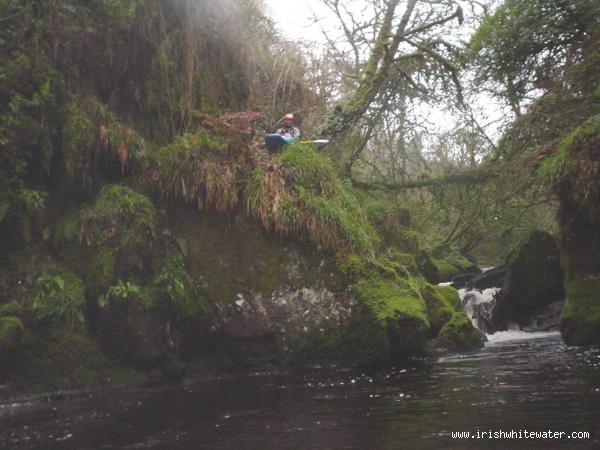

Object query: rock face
[537,116,600,346]
[558,199,600,345]
[496,231,564,326]
[170,209,484,366]
[467,266,507,291]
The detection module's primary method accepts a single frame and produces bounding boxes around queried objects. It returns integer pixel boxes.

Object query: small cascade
[457,287,508,334]
[454,280,563,342]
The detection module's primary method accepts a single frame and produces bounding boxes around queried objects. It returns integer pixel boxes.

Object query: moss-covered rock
[0,316,25,360]
[353,275,430,357]
[386,251,419,275]
[434,285,463,312]
[422,284,455,337]
[559,278,600,345]
[435,312,487,352]
[419,252,462,284]
[499,230,564,323]
[0,327,145,395]
[418,249,480,285]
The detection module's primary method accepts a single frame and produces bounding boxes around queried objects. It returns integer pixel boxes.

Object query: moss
[354,279,428,324]
[1,327,145,394]
[419,252,462,284]
[422,284,454,337]
[353,276,430,356]
[335,252,373,283]
[434,285,463,312]
[436,312,486,352]
[386,252,418,275]
[0,316,25,357]
[538,115,600,215]
[283,309,389,367]
[559,277,600,346]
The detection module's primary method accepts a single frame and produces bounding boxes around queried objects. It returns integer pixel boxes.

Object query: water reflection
[1,333,599,449]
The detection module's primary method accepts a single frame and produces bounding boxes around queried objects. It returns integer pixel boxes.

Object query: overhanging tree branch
[351,167,493,191]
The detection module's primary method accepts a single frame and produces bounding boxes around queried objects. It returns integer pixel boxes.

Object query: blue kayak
[265,134,296,152]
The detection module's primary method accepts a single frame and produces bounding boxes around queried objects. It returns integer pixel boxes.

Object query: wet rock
[522,301,564,332]
[467,265,507,291]
[497,231,564,325]
[97,304,180,364]
[461,289,504,334]
[434,312,487,352]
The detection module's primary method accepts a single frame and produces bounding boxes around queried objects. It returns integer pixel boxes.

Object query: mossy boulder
[435,312,487,352]
[418,252,460,284]
[0,316,25,360]
[498,230,564,323]
[560,278,600,345]
[422,284,454,337]
[0,327,144,395]
[434,285,463,311]
[353,276,430,358]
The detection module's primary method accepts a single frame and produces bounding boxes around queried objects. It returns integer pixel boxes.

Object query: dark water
[1,332,599,449]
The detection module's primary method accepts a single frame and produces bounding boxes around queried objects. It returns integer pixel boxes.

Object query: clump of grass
[152,132,245,212]
[63,97,147,185]
[245,142,379,254]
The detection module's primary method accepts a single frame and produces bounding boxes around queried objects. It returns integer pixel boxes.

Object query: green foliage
[100,278,153,312]
[471,0,599,103]
[537,115,600,216]
[25,272,85,327]
[152,132,238,212]
[51,209,81,248]
[151,230,207,319]
[246,143,379,253]
[80,184,156,252]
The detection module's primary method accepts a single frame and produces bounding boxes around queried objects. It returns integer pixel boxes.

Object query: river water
[1,332,599,449]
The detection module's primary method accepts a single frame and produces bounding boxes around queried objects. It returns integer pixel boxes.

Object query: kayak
[265,133,296,152]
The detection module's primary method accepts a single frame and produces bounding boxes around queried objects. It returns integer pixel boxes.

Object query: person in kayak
[276,113,301,138]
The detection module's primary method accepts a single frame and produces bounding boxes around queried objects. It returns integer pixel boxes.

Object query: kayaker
[276,113,301,138]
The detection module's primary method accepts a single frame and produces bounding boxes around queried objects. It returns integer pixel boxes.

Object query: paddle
[300,139,330,145]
